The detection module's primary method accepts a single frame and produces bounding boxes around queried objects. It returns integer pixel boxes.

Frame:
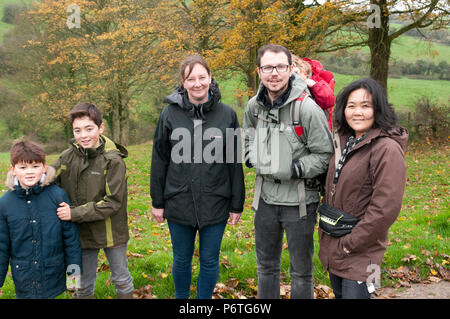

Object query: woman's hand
[228,212,241,225]
[152,207,165,223]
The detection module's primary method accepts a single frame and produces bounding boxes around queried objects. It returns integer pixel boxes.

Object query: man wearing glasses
[243,44,333,299]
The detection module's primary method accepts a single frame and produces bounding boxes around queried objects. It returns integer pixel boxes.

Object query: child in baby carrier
[292,55,335,131]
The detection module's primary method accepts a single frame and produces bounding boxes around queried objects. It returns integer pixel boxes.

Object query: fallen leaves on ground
[315,284,335,299]
[212,279,335,299]
[384,248,450,291]
[133,285,155,299]
[127,251,145,258]
[97,262,110,272]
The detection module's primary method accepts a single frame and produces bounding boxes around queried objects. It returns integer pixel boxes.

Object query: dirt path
[374,281,450,299]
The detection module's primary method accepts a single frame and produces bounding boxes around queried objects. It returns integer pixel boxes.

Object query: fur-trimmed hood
[4,166,57,191]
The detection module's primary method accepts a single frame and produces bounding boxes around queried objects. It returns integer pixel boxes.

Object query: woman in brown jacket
[318,78,408,299]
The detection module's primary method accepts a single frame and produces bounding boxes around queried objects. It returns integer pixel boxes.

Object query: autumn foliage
[4,0,448,144]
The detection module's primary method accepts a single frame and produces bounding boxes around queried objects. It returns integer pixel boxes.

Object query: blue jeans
[255,199,318,299]
[168,220,227,299]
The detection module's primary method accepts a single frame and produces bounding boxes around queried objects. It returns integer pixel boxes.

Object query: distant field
[390,35,450,64]
[356,31,450,65]
[333,74,450,112]
[388,23,450,64]
[218,72,450,117]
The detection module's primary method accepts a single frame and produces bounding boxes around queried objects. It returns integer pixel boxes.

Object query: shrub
[405,96,450,139]
[2,2,25,24]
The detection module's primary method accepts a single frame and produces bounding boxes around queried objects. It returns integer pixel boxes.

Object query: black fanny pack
[318,204,359,237]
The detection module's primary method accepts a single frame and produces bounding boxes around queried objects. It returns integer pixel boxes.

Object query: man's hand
[152,207,165,223]
[57,202,72,221]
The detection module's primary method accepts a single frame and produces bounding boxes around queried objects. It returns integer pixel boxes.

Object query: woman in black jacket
[150,55,245,299]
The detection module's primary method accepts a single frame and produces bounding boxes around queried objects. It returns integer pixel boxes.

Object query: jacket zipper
[190,176,201,227]
[330,136,372,206]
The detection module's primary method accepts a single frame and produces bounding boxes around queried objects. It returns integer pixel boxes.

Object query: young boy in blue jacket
[0,141,82,299]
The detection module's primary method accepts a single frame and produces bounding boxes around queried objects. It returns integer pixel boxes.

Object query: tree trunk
[118,98,129,146]
[247,70,257,98]
[368,0,390,94]
[103,111,115,141]
[246,47,258,96]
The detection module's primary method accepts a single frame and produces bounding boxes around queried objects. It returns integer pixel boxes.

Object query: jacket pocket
[44,255,66,285]
[8,218,33,259]
[164,164,188,199]
[43,256,66,297]
[10,259,31,294]
[251,126,293,181]
[203,163,231,198]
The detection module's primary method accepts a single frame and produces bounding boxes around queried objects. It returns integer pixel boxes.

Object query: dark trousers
[329,272,371,299]
[254,199,318,299]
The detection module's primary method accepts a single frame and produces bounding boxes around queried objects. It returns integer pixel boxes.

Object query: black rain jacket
[150,81,245,228]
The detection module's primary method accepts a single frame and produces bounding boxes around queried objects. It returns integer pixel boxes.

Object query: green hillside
[333,74,450,111]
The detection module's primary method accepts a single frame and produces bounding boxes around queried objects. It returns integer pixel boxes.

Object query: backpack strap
[333,129,341,168]
[290,91,311,219]
[290,91,308,126]
[252,175,263,212]
[290,91,309,145]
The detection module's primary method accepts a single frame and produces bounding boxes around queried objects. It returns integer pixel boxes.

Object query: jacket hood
[301,57,323,74]
[5,166,57,191]
[71,135,128,159]
[164,79,222,116]
[102,135,128,157]
[255,73,307,109]
[380,126,409,152]
[342,126,409,155]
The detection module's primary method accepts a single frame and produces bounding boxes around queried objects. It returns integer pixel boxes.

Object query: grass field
[218,72,450,122]
[0,140,448,299]
[387,23,450,64]
[356,32,450,65]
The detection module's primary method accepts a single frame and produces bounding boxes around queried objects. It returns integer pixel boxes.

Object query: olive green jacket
[52,135,129,249]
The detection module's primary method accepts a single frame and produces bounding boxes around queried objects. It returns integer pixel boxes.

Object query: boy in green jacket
[53,102,134,299]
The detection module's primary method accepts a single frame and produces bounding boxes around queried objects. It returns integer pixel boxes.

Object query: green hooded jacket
[243,74,334,205]
[52,135,129,249]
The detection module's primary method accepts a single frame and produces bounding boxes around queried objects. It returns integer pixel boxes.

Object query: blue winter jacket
[0,173,82,299]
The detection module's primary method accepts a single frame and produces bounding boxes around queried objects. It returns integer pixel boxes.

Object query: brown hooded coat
[318,126,408,282]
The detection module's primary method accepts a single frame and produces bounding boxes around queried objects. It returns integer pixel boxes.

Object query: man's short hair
[10,141,46,166]
[69,102,103,127]
[257,44,292,67]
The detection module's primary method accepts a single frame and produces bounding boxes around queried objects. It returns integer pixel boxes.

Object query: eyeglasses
[259,64,290,73]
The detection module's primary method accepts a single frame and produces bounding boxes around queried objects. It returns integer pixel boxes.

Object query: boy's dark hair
[69,102,102,127]
[179,55,211,86]
[257,44,292,67]
[10,141,46,166]
[334,77,398,135]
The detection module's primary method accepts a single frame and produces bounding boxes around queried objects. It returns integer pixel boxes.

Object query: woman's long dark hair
[334,78,398,135]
